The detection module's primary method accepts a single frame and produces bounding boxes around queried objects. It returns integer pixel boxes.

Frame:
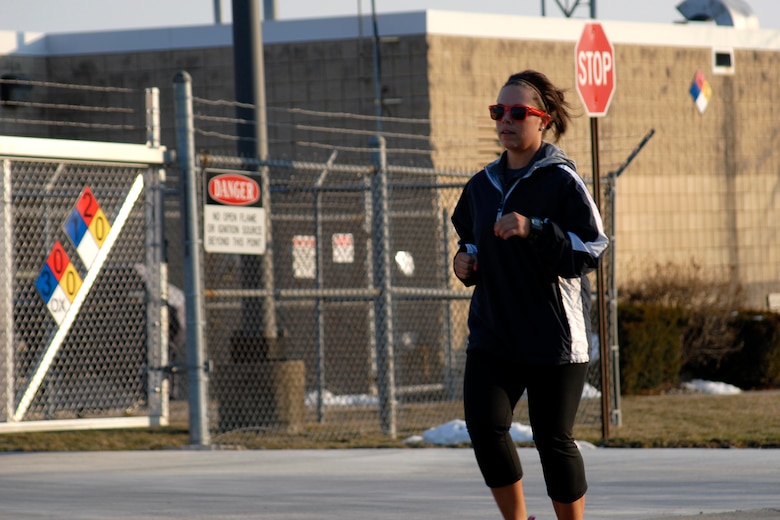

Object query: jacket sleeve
[532,169,609,278]
[451,181,481,287]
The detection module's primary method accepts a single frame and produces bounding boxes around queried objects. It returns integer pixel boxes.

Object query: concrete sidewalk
[648,513,780,520]
[0,447,776,519]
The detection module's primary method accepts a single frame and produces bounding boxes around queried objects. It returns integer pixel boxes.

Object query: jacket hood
[484,142,575,187]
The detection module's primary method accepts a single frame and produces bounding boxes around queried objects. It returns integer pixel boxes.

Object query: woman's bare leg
[491,479,527,520]
[552,495,585,520]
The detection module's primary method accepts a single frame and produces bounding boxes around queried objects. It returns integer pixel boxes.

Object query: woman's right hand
[453,252,478,280]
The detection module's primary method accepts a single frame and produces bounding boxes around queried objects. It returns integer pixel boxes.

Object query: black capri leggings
[463,349,589,503]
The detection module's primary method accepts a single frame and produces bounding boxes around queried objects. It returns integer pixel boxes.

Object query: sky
[0,0,779,34]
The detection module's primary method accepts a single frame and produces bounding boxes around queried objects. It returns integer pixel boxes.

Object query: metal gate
[0,122,169,432]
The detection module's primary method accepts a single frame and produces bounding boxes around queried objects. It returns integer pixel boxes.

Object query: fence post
[363,174,378,396]
[607,170,622,427]
[441,208,457,399]
[369,135,396,438]
[314,151,337,423]
[144,87,169,426]
[604,128,654,427]
[173,71,211,446]
[0,160,13,422]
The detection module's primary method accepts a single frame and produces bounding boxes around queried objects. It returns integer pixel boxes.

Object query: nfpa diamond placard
[689,69,712,114]
[38,185,112,324]
[35,241,83,325]
[63,187,111,268]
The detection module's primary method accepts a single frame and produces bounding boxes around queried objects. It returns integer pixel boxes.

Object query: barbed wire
[191,97,654,164]
[0,116,138,131]
[193,96,255,109]
[293,123,430,142]
[0,77,136,94]
[194,128,432,155]
[195,112,431,141]
[0,77,653,169]
[0,77,140,134]
[195,120,650,165]
[286,106,430,125]
[194,128,247,142]
[194,113,433,145]
[2,100,134,114]
[193,96,431,125]
[194,114,254,126]
[194,121,477,151]
[295,141,433,155]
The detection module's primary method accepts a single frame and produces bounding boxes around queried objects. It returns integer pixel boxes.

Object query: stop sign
[575,23,616,117]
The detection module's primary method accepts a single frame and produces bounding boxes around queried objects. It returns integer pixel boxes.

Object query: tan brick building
[1,10,779,308]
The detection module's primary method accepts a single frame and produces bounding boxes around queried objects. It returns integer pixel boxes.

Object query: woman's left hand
[493,212,530,240]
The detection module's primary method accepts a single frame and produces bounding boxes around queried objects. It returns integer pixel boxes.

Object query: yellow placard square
[89,208,111,247]
[58,262,83,302]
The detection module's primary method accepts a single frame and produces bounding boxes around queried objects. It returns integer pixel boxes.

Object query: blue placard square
[35,264,58,302]
[689,82,701,101]
[63,208,88,247]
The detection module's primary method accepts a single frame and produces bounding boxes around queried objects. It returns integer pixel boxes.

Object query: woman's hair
[503,70,575,142]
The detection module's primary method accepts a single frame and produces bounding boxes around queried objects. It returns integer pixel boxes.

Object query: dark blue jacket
[452,143,609,364]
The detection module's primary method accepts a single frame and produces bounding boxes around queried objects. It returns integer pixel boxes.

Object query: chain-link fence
[0,73,608,442]
[201,155,605,445]
[0,130,168,432]
[170,75,608,444]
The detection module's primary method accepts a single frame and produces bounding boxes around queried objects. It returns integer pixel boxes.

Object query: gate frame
[0,129,170,433]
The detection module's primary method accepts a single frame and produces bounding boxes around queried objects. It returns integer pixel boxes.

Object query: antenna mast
[541,0,596,19]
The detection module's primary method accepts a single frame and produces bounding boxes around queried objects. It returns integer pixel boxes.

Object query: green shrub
[685,311,780,389]
[617,302,686,394]
[617,261,746,394]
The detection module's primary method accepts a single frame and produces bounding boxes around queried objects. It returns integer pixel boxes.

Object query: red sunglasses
[489,104,547,121]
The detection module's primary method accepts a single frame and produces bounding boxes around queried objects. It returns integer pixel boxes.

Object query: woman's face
[494,84,546,155]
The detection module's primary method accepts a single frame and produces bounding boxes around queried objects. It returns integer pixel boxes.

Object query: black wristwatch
[529,217,545,241]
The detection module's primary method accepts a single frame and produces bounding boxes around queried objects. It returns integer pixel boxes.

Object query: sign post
[575,22,616,439]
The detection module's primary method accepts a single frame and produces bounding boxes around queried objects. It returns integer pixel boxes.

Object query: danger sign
[203,170,266,255]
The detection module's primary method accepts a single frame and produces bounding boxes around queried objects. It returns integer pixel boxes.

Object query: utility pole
[231,0,280,361]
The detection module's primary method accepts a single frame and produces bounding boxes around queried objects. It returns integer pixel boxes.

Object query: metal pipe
[314,151,337,423]
[173,71,210,446]
[0,160,13,422]
[232,0,279,359]
[213,0,224,24]
[370,135,396,438]
[144,87,169,426]
[263,0,277,20]
[590,117,610,440]
[370,0,382,132]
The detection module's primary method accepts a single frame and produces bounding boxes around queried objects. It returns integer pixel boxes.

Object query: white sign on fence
[332,232,354,263]
[203,171,266,255]
[292,234,316,279]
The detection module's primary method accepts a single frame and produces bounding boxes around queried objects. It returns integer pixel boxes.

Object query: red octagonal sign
[575,22,615,117]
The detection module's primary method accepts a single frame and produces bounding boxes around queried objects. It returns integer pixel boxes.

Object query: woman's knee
[534,437,587,503]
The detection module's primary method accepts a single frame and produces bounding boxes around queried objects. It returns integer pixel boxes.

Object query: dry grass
[575,390,780,448]
[0,391,778,451]
[0,426,191,452]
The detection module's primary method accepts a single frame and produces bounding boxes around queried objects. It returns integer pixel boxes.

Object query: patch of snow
[683,379,742,395]
[305,390,378,407]
[406,418,533,446]
[314,379,740,447]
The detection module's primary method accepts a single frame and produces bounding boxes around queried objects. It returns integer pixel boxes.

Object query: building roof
[2,9,780,56]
